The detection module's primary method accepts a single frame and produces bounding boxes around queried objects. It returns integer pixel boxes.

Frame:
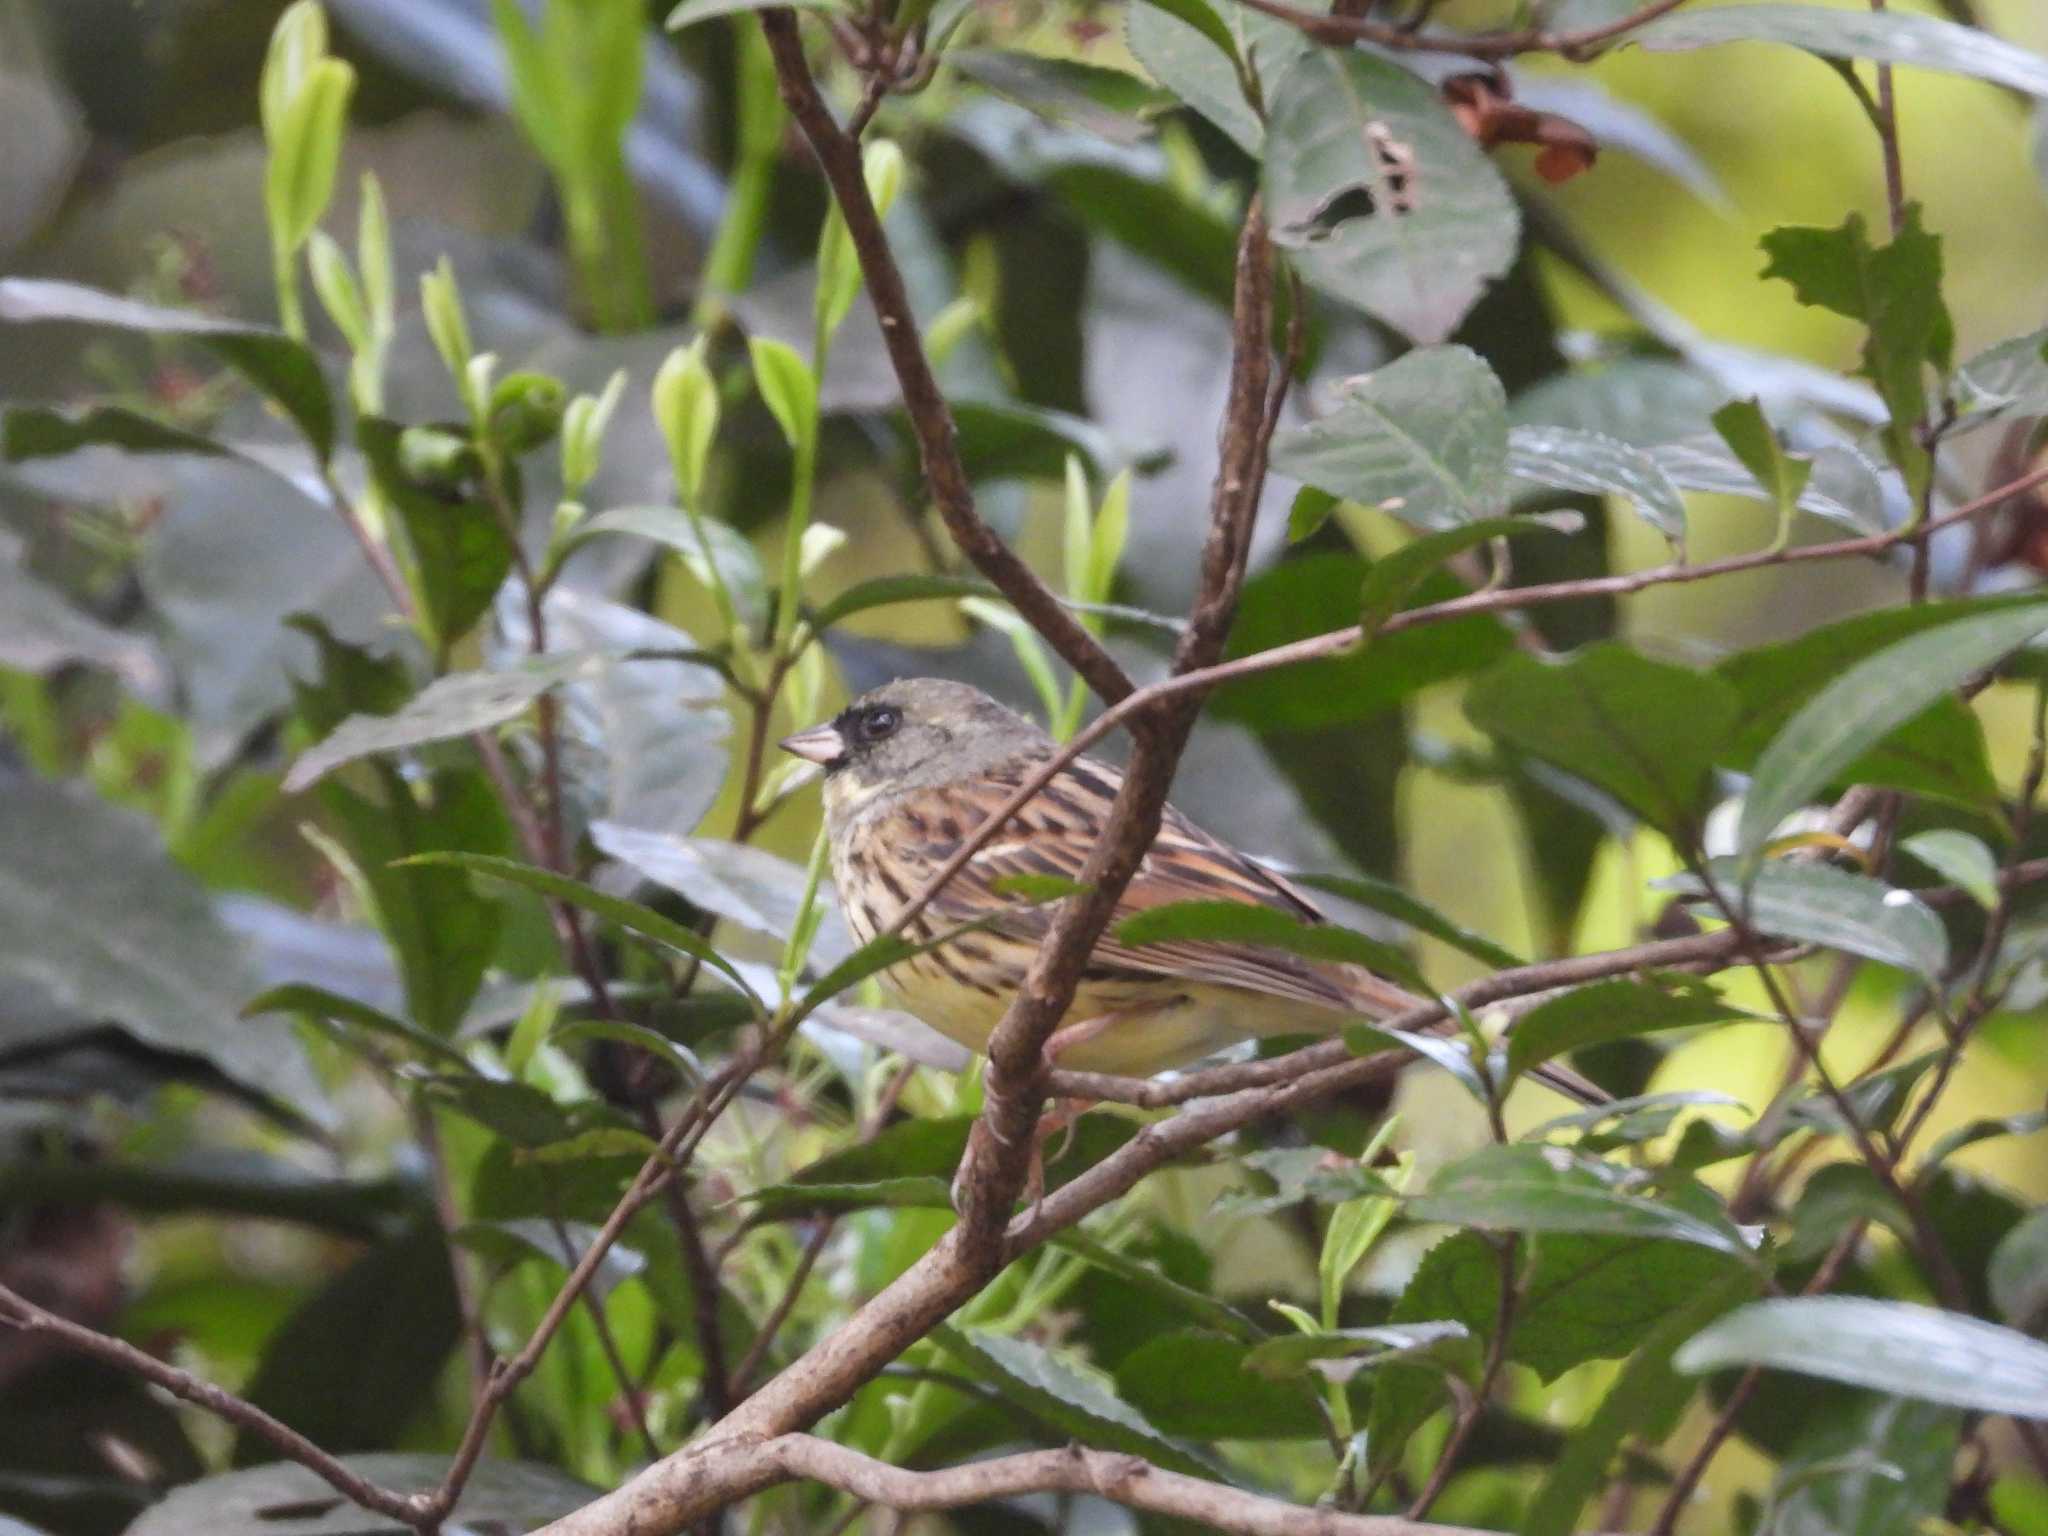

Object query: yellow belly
[873,959,1328,1076]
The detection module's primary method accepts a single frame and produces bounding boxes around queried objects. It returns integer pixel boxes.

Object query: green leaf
[749,335,817,450]
[1674,1297,2048,1417]
[1270,346,1510,530]
[453,1218,645,1302]
[1114,898,1427,992]
[0,277,334,460]
[1523,1274,1754,1536]
[941,398,1164,482]
[1464,644,1741,838]
[1957,327,2048,424]
[805,574,994,635]
[264,57,355,254]
[127,1455,597,1536]
[567,506,768,629]
[1287,486,1339,544]
[1113,1331,1334,1439]
[283,653,600,793]
[1991,1209,2048,1330]
[1506,978,1753,1083]
[1052,1234,1256,1344]
[1736,599,2048,867]
[1901,828,2001,908]
[319,770,510,1037]
[0,772,323,1115]
[1669,860,1949,978]
[0,540,161,690]
[1921,1109,2048,1171]
[1648,433,1885,534]
[1241,1322,1470,1380]
[1710,398,1812,535]
[1717,597,2016,814]
[357,416,513,647]
[1214,553,1512,730]
[549,1018,704,1085]
[1358,513,1579,634]
[1407,1144,1755,1257]
[232,1221,459,1464]
[1265,51,1518,343]
[2,404,236,464]
[1366,1222,1743,1477]
[1126,0,1304,154]
[1129,0,1241,78]
[1634,5,2048,99]
[1759,207,1952,492]
[929,1326,1214,1477]
[1295,871,1524,971]
[403,852,762,1004]
[243,983,474,1072]
[1507,424,1687,544]
[1772,1395,1960,1536]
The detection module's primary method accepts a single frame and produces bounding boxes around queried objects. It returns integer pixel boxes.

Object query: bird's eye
[859,706,901,743]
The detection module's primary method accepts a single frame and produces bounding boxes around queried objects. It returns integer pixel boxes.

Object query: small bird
[778,677,1446,1079]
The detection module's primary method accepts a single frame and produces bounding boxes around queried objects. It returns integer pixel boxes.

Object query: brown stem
[0,1281,428,1529]
[757,10,1133,709]
[1406,1238,1518,1520]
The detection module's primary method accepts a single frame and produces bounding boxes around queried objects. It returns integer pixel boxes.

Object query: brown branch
[757,9,1133,709]
[0,1281,425,1528]
[876,459,2048,949]
[1217,0,1692,59]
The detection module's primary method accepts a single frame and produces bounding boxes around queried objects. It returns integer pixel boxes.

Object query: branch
[0,1281,424,1528]
[757,10,1133,709]
[881,458,2048,946]
[759,1435,1511,1536]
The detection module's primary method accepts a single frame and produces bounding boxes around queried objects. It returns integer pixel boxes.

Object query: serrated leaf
[1675,1297,2048,1416]
[1359,513,1578,634]
[1758,207,1952,491]
[1635,5,2048,99]
[1523,1271,1757,1536]
[1736,599,2048,868]
[283,653,598,793]
[1506,978,1752,1083]
[1113,1331,1333,1439]
[0,277,334,460]
[1271,346,1509,529]
[1507,423,1687,543]
[1464,644,1740,837]
[1265,51,1518,343]
[930,1326,1214,1477]
[1669,860,1949,978]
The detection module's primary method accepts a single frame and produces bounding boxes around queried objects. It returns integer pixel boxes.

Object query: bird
[779,677,1579,1093]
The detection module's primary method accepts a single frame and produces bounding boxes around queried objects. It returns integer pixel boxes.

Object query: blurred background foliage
[3,0,2048,1533]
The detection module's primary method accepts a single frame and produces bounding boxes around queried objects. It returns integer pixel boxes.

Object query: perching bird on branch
[781,677,1602,1103]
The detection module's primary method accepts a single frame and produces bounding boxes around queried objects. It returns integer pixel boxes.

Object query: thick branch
[758,10,1133,708]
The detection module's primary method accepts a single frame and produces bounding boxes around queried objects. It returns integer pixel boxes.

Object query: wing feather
[898,754,1415,1019]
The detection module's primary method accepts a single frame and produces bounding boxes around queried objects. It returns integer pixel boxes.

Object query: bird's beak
[778,723,845,767]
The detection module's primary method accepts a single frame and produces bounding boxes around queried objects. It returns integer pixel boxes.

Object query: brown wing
[891,752,1418,1020]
